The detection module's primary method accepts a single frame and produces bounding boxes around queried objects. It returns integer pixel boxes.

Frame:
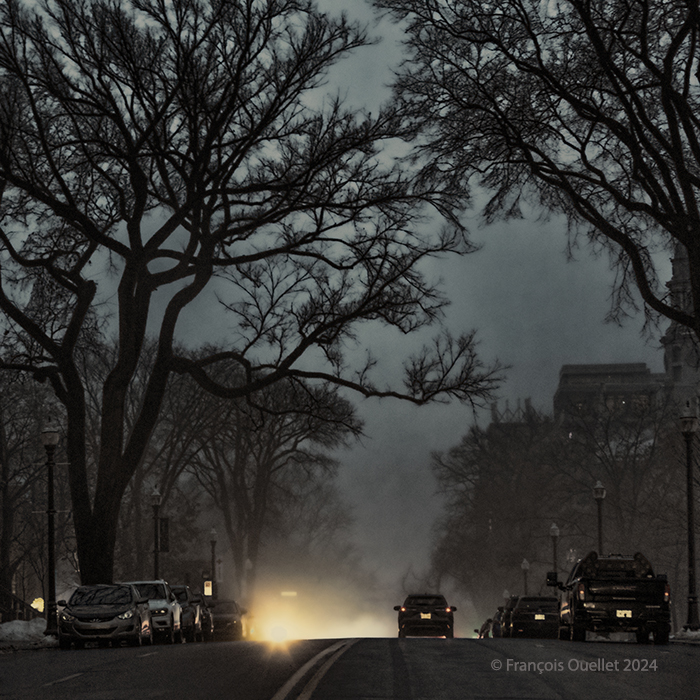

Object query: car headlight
[117,609,135,620]
[60,611,75,622]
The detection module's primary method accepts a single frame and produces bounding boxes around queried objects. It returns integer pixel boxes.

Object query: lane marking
[43,673,84,687]
[269,640,352,700]
[297,639,359,700]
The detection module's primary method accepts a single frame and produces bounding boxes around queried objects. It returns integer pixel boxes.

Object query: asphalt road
[0,637,698,700]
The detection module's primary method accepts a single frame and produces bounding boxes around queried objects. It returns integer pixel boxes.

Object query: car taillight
[445,608,451,613]
[664,583,670,603]
[400,607,406,612]
[576,583,586,601]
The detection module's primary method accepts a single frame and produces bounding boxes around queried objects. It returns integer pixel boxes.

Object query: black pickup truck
[547,551,671,644]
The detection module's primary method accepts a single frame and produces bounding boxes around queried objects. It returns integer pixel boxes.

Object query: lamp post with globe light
[550,523,560,574]
[210,528,218,599]
[680,400,700,631]
[151,487,162,579]
[41,424,60,637]
[593,481,606,555]
[521,558,530,595]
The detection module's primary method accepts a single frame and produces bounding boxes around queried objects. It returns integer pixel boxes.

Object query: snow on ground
[0,618,57,649]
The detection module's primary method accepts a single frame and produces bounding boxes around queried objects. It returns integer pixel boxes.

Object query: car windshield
[70,586,132,606]
[173,589,188,602]
[132,583,167,599]
[516,598,559,611]
[404,596,447,607]
[216,601,239,613]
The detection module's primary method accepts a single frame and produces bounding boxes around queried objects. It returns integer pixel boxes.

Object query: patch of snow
[671,628,700,641]
[0,618,58,647]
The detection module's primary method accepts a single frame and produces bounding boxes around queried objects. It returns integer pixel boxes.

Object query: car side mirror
[393,605,401,611]
[450,606,457,612]
[57,599,67,607]
[546,571,564,590]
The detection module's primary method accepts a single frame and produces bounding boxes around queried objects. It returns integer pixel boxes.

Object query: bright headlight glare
[60,612,75,622]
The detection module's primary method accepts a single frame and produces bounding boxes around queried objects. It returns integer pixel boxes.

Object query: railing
[0,586,43,624]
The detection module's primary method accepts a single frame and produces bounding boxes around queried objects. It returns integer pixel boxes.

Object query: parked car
[491,606,505,637]
[508,596,559,638]
[123,580,183,643]
[171,585,203,642]
[57,583,152,649]
[393,593,457,638]
[211,599,247,640]
[194,594,214,641]
[500,595,520,638]
[548,551,671,643]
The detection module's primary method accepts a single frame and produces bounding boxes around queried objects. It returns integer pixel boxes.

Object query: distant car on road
[171,584,203,642]
[393,594,457,638]
[57,583,152,649]
[508,596,559,638]
[211,599,247,640]
[123,580,183,643]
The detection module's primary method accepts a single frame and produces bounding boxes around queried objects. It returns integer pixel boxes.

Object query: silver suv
[123,580,182,643]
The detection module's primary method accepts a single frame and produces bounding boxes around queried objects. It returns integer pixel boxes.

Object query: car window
[173,589,188,602]
[133,583,167,599]
[70,586,132,606]
[404,596,447,607]
[516,598,559,611]
[216,601,239,613]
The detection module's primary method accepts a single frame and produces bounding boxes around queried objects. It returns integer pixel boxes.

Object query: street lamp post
[151,487,162,579]
[680,401,700,631]
[41,424,60,637]
[593,480,606,555]
[550,523,560,574]
[521,558,530,595]
[210,528,217,599]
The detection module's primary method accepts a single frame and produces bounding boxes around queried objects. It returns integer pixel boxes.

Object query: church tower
[661,243,700,403]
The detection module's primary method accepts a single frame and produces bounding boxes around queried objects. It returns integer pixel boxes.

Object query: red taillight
[446,608,451,613]
[664,583,671,603]
[400,607,406,612]
[576,583,586,601]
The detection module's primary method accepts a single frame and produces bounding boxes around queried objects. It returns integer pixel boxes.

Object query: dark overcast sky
[308,1,670,591]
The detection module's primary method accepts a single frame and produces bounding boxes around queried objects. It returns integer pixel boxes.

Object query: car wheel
[175,626,184,644]
[186,625,196,643]
[445,629,454,639]
[636,629,650,644]
[654,626,670,645]
[143,623,153,646]
[558,625,571,641]
[572,624,586,642]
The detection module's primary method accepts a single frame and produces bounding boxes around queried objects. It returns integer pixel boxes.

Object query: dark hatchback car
[508,596,560,638]
[211,599,247,640]
[394,594,457,638]
[57,584,152,649]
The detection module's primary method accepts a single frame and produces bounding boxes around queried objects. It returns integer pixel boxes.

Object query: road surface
[0,637,697,699]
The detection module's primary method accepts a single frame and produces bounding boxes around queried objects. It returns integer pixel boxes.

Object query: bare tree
[188,372,362,601]
[377,0,700,337]
[0,0,500,583]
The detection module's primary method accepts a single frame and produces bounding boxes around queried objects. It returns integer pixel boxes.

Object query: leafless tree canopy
[0,0,500,583]
[377,0,700,333]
